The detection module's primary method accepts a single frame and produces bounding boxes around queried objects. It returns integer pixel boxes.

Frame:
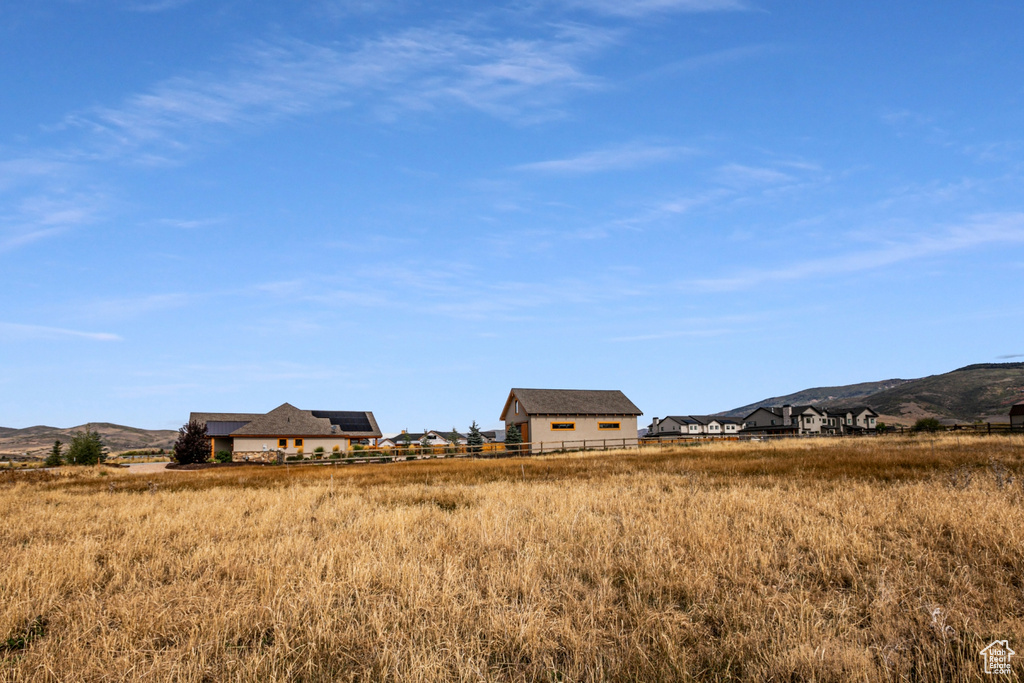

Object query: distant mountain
[718,362,1024,424]
[0,422,177,458]
[718,379,913,418]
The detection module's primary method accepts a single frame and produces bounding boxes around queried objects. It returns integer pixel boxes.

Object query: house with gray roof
[1010,402,1024,429]
[647,415,742,439]
[823,405,879,433]
[499,388,642,452]
[191,402,381,461]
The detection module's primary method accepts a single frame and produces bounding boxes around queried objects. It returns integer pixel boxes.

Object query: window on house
[514,400,519,414]
[551,422,575,430]
[599,422,620,430]
[278,438,287,448]
[294,438,303,447]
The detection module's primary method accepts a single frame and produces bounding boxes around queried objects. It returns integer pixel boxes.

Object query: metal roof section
[205,421,252,437]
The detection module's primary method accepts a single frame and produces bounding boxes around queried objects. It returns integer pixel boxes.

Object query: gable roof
[690,415,725,425]
[743,405,823,420]
[826,405,878,417]
[501,388,642,420]
[1009,402,1024,417]
[222,403,381,438]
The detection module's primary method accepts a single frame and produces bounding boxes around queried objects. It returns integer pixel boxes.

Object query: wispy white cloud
[687,212,1024,292]
[514,142,692,173]
[563,0,747,17]
[125,0,195,11]
[153,217,227,230]
[643,43,778,77]
[0,193,104,253]
[714,163,794,187]
[79,293,191,320]
[0,157,72,191]
[59,24,613,161]
[0,322,122,342]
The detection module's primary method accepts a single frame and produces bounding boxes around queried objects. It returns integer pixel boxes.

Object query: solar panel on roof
[310,411,373,432]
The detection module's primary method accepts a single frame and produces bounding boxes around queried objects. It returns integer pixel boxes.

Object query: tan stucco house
[500,388,642,452]
[191,402,381,461]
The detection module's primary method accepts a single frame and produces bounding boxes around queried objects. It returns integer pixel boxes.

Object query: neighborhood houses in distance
[647,405,879,440]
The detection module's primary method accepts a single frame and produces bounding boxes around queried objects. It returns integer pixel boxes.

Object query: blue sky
[2,1,1023,431]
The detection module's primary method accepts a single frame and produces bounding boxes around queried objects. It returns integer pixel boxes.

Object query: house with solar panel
[190,402,381,461]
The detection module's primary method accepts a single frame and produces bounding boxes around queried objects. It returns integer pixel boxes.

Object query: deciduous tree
[173,420,210,465]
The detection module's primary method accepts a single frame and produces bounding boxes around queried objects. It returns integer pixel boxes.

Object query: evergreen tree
[419,431,432,454]
[504,423,522,452]
[467,421,484,454]
[66,427,106,466]
[447,427,461,454]
[173,420,211,465]
[44,440,63,467]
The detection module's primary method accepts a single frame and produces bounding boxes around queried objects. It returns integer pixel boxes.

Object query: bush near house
[172,420,210,465]
[504,424,522,452]
[215,450,233,463]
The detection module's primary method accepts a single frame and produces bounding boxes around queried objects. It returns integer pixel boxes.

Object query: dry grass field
[1,435,1023,681]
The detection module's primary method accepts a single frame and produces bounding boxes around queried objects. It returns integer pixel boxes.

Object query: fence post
[988,422,992,435]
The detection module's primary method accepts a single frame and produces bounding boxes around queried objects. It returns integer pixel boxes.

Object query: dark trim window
[599,422,620,430]
[551,422,575,431]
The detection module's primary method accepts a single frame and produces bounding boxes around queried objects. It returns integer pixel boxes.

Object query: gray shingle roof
[204,403,382,438]
[505,389,641,418]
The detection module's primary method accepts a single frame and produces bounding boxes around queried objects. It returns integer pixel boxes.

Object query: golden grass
[1,435,1023,681]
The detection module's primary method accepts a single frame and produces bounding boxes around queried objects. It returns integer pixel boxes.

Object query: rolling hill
[0,423,177,459]
[719,362,1024,424]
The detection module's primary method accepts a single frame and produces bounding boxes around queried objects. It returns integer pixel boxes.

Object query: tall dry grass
[1,435,1022,681]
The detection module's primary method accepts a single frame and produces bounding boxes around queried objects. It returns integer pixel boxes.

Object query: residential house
[824,406,879,433]
[500,388,642,452]
[646,415,742,439]
[191,402,381,461]
[378,430,466,449]
[740,405,827,435]
[1010,402,1024,429]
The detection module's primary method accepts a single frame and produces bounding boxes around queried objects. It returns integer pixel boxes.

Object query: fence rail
[242,425,1024,468]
